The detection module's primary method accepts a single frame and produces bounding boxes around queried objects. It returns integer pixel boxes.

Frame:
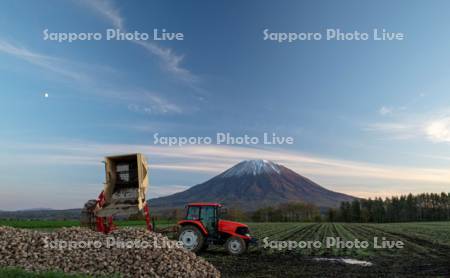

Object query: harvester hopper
[97,153,148,217]
[81,153,152,233]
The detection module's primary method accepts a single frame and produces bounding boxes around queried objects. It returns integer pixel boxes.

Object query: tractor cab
[177,203,256,255]
[184,202,221,236]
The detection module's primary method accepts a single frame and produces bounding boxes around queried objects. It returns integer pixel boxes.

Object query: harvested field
[204,222,450,277]
[1,221,450,277]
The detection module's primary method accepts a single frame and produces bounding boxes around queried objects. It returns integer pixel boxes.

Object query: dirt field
[205,222,450,277]
[1,221,449,277]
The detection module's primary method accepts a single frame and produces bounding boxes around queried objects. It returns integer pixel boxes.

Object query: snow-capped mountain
[220,160,281,177]
[150,160,355,211]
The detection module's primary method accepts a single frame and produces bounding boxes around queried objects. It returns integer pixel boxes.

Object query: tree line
[250,202,321,222]
[161,203,321,222]
[159,192,450,223]
[332,193,450,223]
[248,193,450,223]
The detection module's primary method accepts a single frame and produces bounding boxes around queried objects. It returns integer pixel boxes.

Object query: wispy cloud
[80,0,124,30]
[378,105,409,117]
[3,139,450,199]
[379,106,393,116]
[148,185,190,198]
[0,39,183,115]
[132,40,197,83]
[0,40,89,81]
[366,109,450,144]
[364,122,420,140]
[126,91,183,114]
[80,0,197,83]
[377,93,425,117]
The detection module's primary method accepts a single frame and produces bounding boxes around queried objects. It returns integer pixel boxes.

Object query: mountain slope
[150,160,355,211]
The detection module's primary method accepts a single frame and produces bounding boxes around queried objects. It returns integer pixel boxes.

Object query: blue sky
[1,0,450,210]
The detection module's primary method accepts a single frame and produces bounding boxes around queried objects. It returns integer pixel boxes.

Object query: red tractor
[177,203,257,255]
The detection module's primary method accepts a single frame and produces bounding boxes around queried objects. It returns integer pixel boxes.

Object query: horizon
[1,0,450,210]
[1,158,447,211]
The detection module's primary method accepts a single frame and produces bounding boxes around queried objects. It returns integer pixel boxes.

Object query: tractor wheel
[225,236,247,255]
[80,199,97,231]
[178,225,204,253]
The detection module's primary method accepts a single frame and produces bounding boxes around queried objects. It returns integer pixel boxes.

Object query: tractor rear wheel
[80,199,97,230]
[178,225,204,253]
[225,236,247,255]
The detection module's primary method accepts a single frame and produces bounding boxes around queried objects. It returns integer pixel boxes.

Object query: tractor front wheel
[178,225,204,253]
[225,236,247,255]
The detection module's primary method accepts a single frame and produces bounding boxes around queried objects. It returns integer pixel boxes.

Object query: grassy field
[0,268,90,278]
[1,221,450,277]
[0,267,120,278]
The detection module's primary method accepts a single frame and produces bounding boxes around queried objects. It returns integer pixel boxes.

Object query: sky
[1,0,450,210]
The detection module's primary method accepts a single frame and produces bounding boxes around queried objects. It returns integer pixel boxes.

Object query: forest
[229,192,450,223]
[332,192,450,223]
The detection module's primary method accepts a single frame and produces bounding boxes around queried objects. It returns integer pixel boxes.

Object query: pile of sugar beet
[0,226,220,277]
